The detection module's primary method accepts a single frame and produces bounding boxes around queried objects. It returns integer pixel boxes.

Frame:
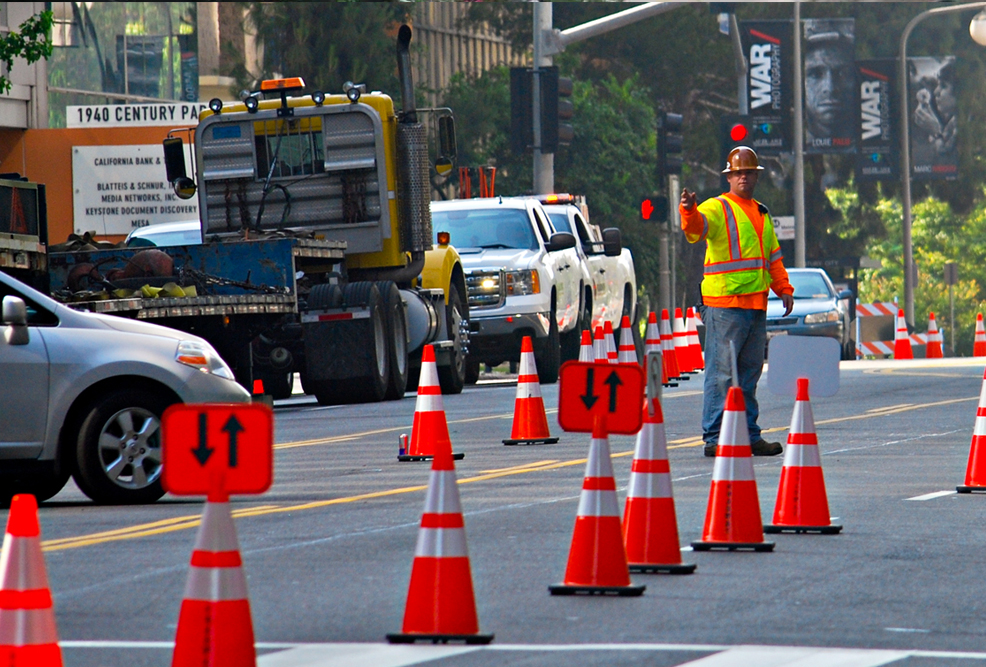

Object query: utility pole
[793,1,806,268]
[532,2,553,195]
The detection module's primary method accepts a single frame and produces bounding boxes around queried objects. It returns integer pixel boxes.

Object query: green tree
[0,10,52,94]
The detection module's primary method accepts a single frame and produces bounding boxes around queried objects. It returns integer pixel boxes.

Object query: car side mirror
[2,296,29,345]
[546,232,576,253]
[602,228,622,257]
[837,289,853,300]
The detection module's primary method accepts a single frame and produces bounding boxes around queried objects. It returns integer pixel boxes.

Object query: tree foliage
[0,10,53,95]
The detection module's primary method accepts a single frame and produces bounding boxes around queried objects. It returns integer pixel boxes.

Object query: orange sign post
[162,403,274,495]
[557,361,645,435]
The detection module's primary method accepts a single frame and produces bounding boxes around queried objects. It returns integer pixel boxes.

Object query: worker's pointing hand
[680,188,697,211]
[781,292,794,317]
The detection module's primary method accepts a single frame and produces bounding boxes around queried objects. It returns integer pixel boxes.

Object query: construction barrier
[854,301,929,358]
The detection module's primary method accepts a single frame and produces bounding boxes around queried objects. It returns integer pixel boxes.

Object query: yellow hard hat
[722,146,765,173]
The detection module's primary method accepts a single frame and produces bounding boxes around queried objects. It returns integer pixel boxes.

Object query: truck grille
[466,270,505,309]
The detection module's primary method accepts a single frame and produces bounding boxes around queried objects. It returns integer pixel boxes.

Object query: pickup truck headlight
[505,269,540,296]
[804,310,840,324]
[176,340,236,380]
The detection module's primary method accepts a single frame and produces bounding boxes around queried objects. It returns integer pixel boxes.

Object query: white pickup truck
[539,194,638,360]
[430,197,582,384]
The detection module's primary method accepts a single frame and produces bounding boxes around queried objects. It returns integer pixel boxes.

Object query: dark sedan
[767,268,854,359]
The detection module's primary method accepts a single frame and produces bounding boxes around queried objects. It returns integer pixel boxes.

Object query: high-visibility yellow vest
[685,196,782,299]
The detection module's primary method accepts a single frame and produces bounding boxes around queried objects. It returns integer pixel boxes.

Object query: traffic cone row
[644,312,670,386]
[673,308,692,373]
[503,336,558,446]
[975,314,986,357]
[660,310,682,381]
[893,308,913,360]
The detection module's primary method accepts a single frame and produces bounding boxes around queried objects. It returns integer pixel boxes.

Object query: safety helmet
[721,146,765,173]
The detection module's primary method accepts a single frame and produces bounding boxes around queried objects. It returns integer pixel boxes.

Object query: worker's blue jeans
[699,306,766,445]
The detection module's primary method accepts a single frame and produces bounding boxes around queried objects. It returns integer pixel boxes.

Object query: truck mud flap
[302,307,375,381]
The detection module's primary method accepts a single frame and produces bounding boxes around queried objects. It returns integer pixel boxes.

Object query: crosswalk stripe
[673,645,908,667]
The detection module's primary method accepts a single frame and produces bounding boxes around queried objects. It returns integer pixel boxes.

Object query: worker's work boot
[703,442,717,458]
[750,439,783,456]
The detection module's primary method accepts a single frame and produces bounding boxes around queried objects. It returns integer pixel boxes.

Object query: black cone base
[387,632,494,645]
[764,524,842,535]
[956,485,986,494]
[549,583,645,596]
[503,437,559,446]
[398,452,465,462]
[629,562,696,574]
[691,540,774,552]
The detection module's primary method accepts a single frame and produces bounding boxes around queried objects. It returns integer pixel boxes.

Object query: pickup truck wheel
[378,281,409,401]
[560,296,591,362]
[73,388,170,505]
[437,283,467,395]
[535,307,561,384]
[465,358,481,385]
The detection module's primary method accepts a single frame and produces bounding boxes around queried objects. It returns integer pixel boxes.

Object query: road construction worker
[679,146,795,457]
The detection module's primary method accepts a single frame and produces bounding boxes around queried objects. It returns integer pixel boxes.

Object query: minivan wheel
[73,388,170,504]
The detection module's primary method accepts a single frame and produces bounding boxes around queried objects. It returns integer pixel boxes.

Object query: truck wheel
[465,358,481,385]
[73,388,170,504]
[378,281,409,400]
[344,282,389,403]
[256,371,293,400]
[437,283,467,395]
[535,306,561,384]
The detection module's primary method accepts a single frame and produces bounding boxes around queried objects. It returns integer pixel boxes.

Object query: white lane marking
[885,627,931,633]
[673,645,908,666]
[905,490,955,501]
[826,430,962,455]
[258,643,479,667]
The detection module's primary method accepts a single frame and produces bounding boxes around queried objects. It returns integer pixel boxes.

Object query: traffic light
[510,67,533,155]
[541,66,574,153]
[657,111,683,182]
[719,114,752,189]
[640,195,669,222]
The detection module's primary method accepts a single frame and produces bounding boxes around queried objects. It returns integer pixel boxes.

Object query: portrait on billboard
[908,56,958,180]
[803,18,856,154]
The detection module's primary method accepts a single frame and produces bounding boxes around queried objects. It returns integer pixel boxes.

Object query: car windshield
[127,227,202,247]
[431,208,538,251]
[769,272,833,300]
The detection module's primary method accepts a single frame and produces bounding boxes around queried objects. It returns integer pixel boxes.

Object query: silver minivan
[0,271,250,505]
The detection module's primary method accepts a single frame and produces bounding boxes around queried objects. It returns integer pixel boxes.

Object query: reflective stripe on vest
[704,257,768,275]
[720,197,741,259]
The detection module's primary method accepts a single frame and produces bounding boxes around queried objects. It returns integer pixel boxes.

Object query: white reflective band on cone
[974,417,986,437]
[415,528,469,558]
[0,535,48,590]
[782,444,822,468]
[184,566,249,602]
[414,393,445,413]
[519,350,536,376]
[584,438,616,478]
[0,608,58,645]
[627,473,673,499]
[790,403,817,435]
[423,471,463,515]
[576,490,621,518]
[711,455,756,482]
[194,502,239,552]
[419,361,441,390]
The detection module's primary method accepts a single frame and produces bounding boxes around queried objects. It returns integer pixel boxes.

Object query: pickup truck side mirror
[2,296,29,345]
[546,232,576,253]
[602,228,622,257]
[837,289,853,300]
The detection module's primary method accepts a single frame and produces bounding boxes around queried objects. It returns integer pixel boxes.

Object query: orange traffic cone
[764,378,842,534]
[0,494,62,667]
[593,325,608,363]
[550,417,645,596]
[645,312,670,386]
[673,308,693,373]
[172,486,255,667]
[686,307,705,371]
[617,315,638,365]
[387,448,493,644]
[403,345,463,462]
[958,367,986,493]
[893,309,913,359]
[623,399,696,574]
[975,314,986,357]
[926,312,943,358]
[504,336,558,446]
[660,310,682,381]
[578,329,593,362]
[692,387,775,552]
[603,320,618,364]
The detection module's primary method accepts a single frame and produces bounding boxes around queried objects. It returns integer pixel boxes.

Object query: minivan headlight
[505,269,540,296]
[804,310,839,324]
[176,340,235,380]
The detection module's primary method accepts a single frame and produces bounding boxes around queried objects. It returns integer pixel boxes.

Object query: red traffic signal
[639,195,668,222]
[729,123,748,142]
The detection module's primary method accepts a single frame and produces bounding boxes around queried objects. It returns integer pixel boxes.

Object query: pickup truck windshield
[432,209,538,251]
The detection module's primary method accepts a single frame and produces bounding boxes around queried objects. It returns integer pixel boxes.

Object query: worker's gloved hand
[680,188,697,211]
[781,292,794,316]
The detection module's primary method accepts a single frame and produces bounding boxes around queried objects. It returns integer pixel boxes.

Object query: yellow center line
[867,403,914,413]
[40,394,975,553]
[480,460,558,474]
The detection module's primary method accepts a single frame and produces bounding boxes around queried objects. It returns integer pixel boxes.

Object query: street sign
[162,403,274,495]
[557,361,645,434]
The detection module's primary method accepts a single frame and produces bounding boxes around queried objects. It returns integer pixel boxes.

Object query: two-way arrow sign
[558,361,644,435]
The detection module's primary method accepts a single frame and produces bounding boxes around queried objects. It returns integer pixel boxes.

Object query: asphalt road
[11,358,986,667]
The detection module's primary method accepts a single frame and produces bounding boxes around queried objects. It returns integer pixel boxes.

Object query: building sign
[856,59,897,182]
[740,20,793,155]
[803,18,856,154]
[908,56,958,181]
[72,144,198,236]
[773,215,794,241]
[66,102,207,129]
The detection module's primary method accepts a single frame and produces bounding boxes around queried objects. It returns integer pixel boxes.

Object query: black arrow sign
[580,367,599,409]
[192,413,214,466]
[604,371,623,412]
[221,415,245,467]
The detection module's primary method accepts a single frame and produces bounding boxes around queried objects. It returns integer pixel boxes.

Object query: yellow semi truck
[48,25,468,403]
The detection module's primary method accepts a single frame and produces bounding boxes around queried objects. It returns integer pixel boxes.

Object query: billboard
[740,20,793,154]
[908,56,958,181]
[803,18,856,154]
[856,59,897,181]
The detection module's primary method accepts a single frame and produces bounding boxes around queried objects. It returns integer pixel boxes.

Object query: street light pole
[899,2,986,327]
